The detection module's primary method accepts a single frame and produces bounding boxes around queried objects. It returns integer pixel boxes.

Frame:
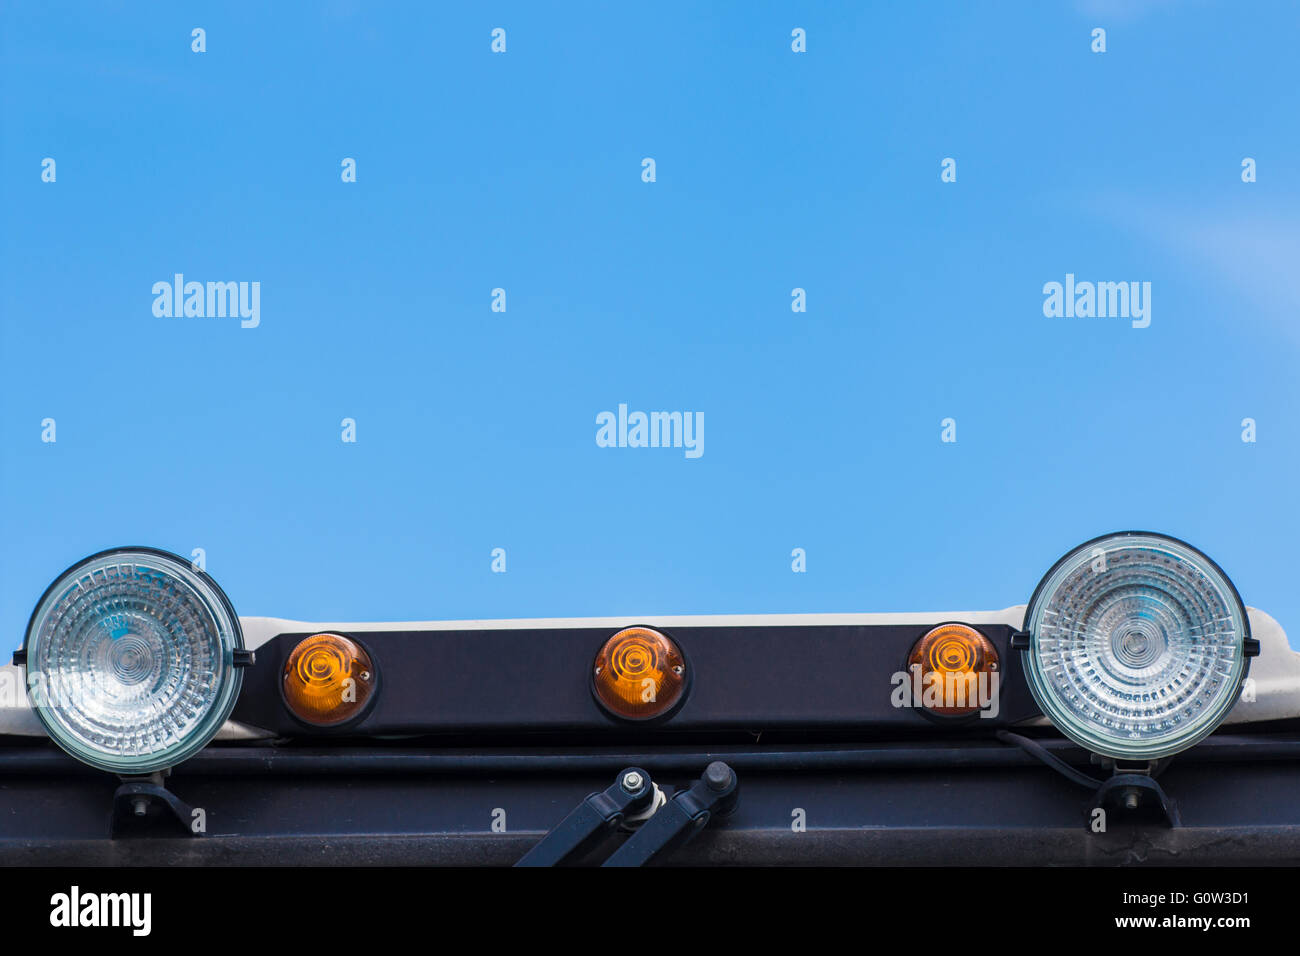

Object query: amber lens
[592,627,687,720]
[283,633,375,726]
[907,624,999,717]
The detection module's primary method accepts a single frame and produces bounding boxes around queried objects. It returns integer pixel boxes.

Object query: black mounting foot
[1089,771,1180,828]
[110,775,203,839]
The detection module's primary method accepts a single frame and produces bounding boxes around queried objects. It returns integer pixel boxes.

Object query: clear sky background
[3,1,1298,649]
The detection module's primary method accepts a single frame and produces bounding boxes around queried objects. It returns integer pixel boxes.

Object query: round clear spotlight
[1020,532,1254,760]
[22,547,245,774]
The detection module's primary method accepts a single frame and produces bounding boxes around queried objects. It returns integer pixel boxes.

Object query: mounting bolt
[1123,790,1140,810]
[131,797,149,817]
[622,771,644,793]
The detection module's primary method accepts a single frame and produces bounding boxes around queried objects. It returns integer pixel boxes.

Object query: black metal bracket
[110,775,204,839]
[1088,770,1180,828]
[515,767,658,866]
[602,761,739,867]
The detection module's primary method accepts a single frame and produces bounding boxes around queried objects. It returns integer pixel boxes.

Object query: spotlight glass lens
[592,627,687,720]
[23,548,244,774]
[1022,533,1250,760]
[282,633,375,726]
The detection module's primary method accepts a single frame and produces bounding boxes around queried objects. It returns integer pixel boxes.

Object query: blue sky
[3,1,1298,648]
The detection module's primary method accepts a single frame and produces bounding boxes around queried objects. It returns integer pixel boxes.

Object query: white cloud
[1096,197,1300,343]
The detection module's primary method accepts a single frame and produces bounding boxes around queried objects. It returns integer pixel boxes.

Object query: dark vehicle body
[3,608,1297,866]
